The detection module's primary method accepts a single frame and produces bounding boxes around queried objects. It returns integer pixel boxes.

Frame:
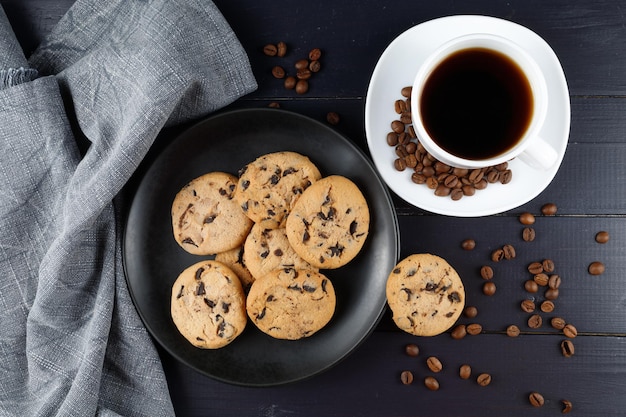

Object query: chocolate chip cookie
[234,151,322,229]
[386,253,465,336]
[286,175,369,269]
[172,171,253,255]
[171,260,247,349]
[246,268,336,340]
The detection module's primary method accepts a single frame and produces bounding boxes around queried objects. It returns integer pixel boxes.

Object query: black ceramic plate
[123,109,399,386]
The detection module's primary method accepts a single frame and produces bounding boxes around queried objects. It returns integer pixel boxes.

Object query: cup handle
[517,137,559,170]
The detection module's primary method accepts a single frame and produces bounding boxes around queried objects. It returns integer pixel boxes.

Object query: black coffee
[420,48,533,160]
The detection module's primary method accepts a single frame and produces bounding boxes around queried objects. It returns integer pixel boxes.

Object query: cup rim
[410,33,549,169]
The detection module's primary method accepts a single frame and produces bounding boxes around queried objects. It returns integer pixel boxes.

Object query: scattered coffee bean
[540,300,555,313]
[326,111,340,125]
[588,261,605,275]
[309,60,321,72]
[451,324,467,340]
[268,102,281,108]
[533,273,549,286]
[560,339,575,357]
[284,76,296,89]
[541,202,558,215]
[548,274,562,289]
[476,373,492,386]
[400,370,414,385]
[519,212,536,225]
[483,281,496,296]
[529,392,545,407]
[595,230,610,244]
[461,238,476,250]
[542,259,555,273]
[528,262,544,274]
[308,47,322,61]
[464,306,478,318]
[528,314,543,329]
[491,248,504,262]
[405,343,420,357]
[524,279,539,293]
[391,120,405,134]
[545,288,560,300]
[426,356,443,373]
[263,43,278,56]
[276,41,287,57]
[424,376,440,391]
[502,244,516,260]
[506,324,520,337]
[295,79,309,94]
[271,65,285,78]
[480,265,494,280]
[551,317,566,330]
[294,59,309,70]
[466,323,482,336]
[296,68,312,80]
[401,86,412,97]
[563,324,578,338]
[522,227,536,242]
[521,299,536,313]
[394,158,407,171]
[459,364,472,379]
[561,399,573,414]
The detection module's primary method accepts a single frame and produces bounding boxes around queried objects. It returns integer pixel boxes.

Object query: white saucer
[365,15,570,217]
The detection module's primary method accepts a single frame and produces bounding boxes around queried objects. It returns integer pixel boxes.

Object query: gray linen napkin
[0,1,257,416]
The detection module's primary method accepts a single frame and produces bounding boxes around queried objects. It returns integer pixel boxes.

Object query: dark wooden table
[5,0,626,415]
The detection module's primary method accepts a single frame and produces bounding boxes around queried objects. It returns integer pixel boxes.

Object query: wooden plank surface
[4,0,626,416]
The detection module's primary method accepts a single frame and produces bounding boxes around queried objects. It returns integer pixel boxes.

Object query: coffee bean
[295,79,309,94]
[394,158,407,171]
[524,280,539,293]
[411,173,426,184]
[309,60,321,73]
[461,238,476,250]
[268,102,280,108]
[522,227,536,242]
[400,86,412,98]
[529,392,545,407]
[400,370,414,385]
[476,373,491,387]
[561,399,573,414]
[540,300,555,313]
[528,262,544,274]
[294,59,309,70]
[491,248,504,262]
[386,132,398,146]
[459,364,472,379]
[545,288,559,300]
[424,376,440,391]
[548,274,562,289]
[391,120,404,133]
[263,43,278,56]
[464,306,478,318]
[308,48,322,61]
[480,265,494,280]
[296,68,312,80]
[482,281,496,296]
[326,112,340,125]
[519,212,535,225]
[394,99,407,114]
[502,244,516,260]
[542,259,555,273]
[276,41,287,57]
[271,65,285,79]
[528,314,543,329]
[521,299,535,313]
[451,189,463,200]
[551,317,566,330]
[434,184,451,197]
[405,343,420,357]
[506,324,520,337]
[284,76,296,89]
[563,323,578,338]
[588,261,605,275]
[533,273,549,286]
[561,339,575,357]
[595,231,610,244]
[541,202,558,215]
[451,324,467,340]
[466,323,482,336]
[426,356,443,373]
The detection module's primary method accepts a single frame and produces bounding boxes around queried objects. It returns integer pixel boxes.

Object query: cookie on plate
[171,260,247,349]
[243,223,318,281]
[386,253,465,336]
[286,175,369,269]
[214,246,255,292]
[246,268,336,340]
[172,171,253,255]
[234,151,322,229]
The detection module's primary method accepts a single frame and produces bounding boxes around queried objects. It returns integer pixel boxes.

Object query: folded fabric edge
[0,67,38,90]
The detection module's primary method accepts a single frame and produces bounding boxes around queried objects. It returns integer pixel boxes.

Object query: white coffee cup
[410,33,557,170]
